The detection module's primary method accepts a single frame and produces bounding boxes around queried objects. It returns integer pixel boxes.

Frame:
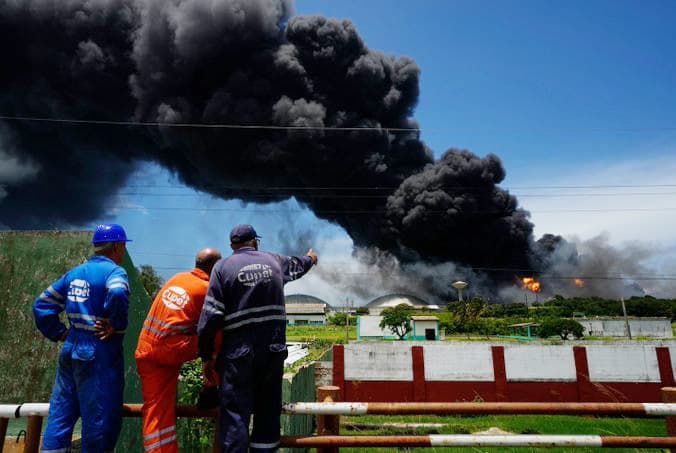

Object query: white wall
[359,315,390,338]
[586,345,661,382]
[424,344,494,381]
[344,343,413,381]
[578,319,672,338]
[504,345,577,382]
[341,342,675,384]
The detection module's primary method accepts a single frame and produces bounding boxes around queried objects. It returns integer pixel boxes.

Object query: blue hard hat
[92,224,132,245]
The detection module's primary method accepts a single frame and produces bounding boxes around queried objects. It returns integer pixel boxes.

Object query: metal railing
[4,386,676,452]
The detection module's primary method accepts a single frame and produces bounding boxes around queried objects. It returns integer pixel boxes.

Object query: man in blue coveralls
[33,224,132,453]
[198,224,318,453]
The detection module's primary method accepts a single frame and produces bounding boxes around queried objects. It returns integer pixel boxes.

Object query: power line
[4,114,676,133]
[54,183,676,190]
[115,191,676,199]
[146,265,676,280]
[111,205,676,213]
[0,115,421,132]
[131,255,676,278]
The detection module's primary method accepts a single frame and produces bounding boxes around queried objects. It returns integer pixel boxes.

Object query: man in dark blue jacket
[198,224,317,453]
[33,224,131,453]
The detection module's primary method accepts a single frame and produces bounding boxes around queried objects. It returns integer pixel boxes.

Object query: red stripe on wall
[507,382,579,402]
[426,382,497,402]
[412,346,426,402]
[657,347,675,387]
[574,346,593,401]
[332,344,345,401]
[344,381,415,402]
[492,346,508,402]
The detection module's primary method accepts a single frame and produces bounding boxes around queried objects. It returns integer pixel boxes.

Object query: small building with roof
[357,315,440,341]
[285,294,330,326]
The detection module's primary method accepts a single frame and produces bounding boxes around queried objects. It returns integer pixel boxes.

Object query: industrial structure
[365,294,440,315]
[576,317,673,338]
[285,294,331,325]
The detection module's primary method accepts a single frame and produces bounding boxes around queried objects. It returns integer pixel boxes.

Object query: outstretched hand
[306,248,318,265]
[94,320,114,341]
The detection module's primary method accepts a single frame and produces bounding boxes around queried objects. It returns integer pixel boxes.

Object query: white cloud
[520,153,676,245]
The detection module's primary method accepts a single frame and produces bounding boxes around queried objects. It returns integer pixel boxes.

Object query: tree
[448,297,487,337]
[329,312,349,326]
[138,264,164,299]
[379,304,413,340]
[538,318,584,340]
[356,307,370,315]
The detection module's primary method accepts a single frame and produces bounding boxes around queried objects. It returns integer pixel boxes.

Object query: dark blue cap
[230,224,261,244]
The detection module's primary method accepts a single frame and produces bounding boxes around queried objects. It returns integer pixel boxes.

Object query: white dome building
[365,293,438,315]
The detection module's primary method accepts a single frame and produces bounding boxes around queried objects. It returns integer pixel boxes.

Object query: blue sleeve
[198,267,226,360]
[104,267,130,334]
[33,274,68,342]
[277,254,315,284]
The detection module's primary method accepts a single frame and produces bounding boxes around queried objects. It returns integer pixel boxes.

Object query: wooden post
[23,416,43,453]
[317,386,340,453]
[662,387,676,453]
[0,417,8,452]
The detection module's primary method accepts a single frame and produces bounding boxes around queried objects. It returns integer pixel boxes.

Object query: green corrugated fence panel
[281,363,316,453]
[115,252,152,453]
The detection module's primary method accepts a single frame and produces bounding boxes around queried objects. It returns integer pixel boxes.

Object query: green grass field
[287,325,357,343]
[339,414,666,453]
[0,231,93,402]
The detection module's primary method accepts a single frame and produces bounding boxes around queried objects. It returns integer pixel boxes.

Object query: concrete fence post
[316,385,340,453]
[23,415,43,453]
[662,387,676,453]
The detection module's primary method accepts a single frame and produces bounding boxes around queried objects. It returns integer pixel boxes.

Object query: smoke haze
[0,0,669,300]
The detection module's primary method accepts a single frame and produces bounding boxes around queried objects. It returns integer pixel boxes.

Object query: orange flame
[574,278,585,288]
[521,277,541,293]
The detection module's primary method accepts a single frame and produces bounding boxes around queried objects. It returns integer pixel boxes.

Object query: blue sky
[109,0,676,303]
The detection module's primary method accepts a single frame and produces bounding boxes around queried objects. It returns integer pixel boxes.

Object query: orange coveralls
[135,268,210,453]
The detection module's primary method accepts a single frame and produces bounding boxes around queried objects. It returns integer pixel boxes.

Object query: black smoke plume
[0,0,545,288]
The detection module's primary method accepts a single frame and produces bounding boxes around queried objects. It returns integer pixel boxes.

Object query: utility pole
[621,297,632,340]
[344,297,352,344]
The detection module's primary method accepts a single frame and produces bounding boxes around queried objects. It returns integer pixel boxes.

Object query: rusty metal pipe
[23,416,43,453]
[316,386,340,453]
[122,404,217,418]
[15,401,676,419]
[282,401,676,417]
[279,435,676,448]
[0,417,9,451]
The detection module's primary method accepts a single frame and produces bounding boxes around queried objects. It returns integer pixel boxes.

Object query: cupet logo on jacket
[67,279,90,303]
[161,286,190,310]
[237,263,273,287]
